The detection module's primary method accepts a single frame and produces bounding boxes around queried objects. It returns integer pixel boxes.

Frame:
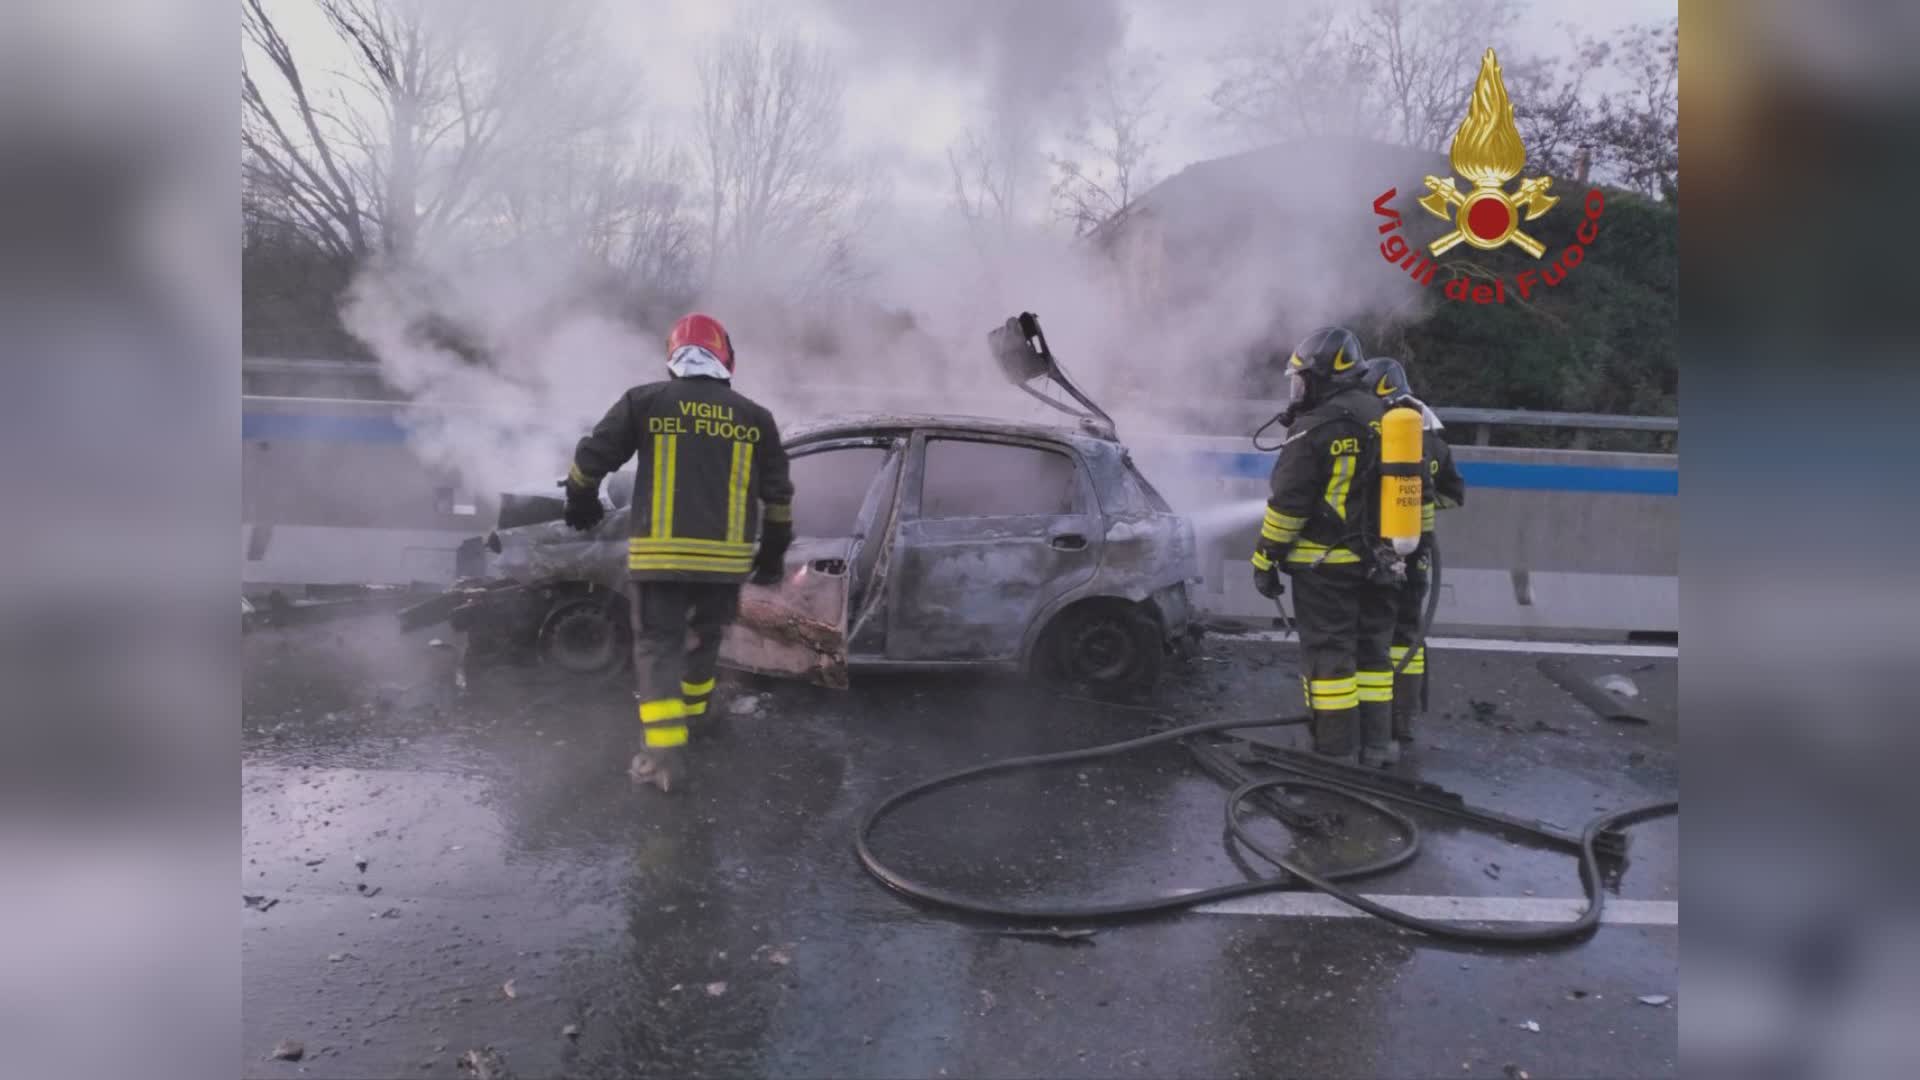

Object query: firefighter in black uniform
[1361,356,1466,745]
[1251,327,1400,765]
[562,313,793,791]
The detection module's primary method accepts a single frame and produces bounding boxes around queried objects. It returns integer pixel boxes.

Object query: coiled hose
[854,542,1679,945]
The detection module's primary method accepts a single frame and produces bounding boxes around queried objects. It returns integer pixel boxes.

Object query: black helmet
[1283,326,1366,409]
[1362,356,1415,405]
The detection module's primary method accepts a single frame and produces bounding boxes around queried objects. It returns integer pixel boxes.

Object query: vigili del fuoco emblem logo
[1371,47,1606,305]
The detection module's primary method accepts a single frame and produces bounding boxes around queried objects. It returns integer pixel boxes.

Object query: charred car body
[404,315,1202,696]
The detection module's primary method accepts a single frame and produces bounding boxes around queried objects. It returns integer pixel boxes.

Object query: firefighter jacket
[1253,384,1386,571]
[568,375,793,583]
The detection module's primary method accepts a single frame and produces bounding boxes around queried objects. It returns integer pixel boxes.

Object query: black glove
[750,521,792,586]
[1253,559,1284,599]
[563,482,605,532]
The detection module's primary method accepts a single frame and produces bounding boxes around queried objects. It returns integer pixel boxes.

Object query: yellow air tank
[1379,406,1424,555]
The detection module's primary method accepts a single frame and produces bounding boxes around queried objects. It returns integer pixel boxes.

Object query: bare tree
[242,0,634,262]
[1587,19,1678,199]
[695,26,862,293]
[1503,29,1612,180]
[1050,52,1166,236]
[1208,0,1520,152]
[1352,0,1520,151]
[1208,5,1380,144]
[947,127,1019,235]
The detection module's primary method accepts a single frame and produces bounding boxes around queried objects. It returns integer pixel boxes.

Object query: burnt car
[404,314,1202,696]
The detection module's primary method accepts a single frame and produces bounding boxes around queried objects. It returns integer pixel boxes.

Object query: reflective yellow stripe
[1390,645,1410,660]
[1261,520,1301,543]
[660,434,678,537]
[1264,508,1305,528]
[643,724,688,748]
[650,435,668,538]
[1250,550,1273,571]
[764,503,792,523]
[1356,670,1394,702]
[681,677,716,697]
[727,441,753,543]
[1285,541,1361,565]
[629,555,755,573]
[568,462,594,488]
[630,537,754,556]
[1309,676,1357,709]
[639,698,686,724]
[1324,455,1356,520]
[1421,504,1436,530]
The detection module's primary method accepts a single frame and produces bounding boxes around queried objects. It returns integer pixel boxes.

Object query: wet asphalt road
[243,617,1678,1079]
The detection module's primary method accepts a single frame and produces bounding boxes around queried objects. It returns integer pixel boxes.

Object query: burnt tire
[1040,599,1164,701]
[537,593,630,676]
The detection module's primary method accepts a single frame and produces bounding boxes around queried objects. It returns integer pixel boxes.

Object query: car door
[719,436,900,688]
[884,431,1102,662]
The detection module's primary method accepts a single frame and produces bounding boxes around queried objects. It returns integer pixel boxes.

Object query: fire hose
[854,536,1679,945]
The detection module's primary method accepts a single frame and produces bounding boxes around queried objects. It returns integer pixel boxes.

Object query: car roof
[786,412,1118,451]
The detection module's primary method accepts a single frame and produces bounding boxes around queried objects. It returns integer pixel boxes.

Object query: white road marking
[1192,892,1678,925]
[1216,632,1677,659]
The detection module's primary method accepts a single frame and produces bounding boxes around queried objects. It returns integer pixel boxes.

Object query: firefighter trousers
[629,580,742,749]
[1390,552,1431,741]
[1288,561,1397,757]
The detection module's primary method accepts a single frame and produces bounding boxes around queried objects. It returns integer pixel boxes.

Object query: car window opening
[921,439,1077,519]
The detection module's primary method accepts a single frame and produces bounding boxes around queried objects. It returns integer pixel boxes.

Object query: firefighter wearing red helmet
[562,312,794,791]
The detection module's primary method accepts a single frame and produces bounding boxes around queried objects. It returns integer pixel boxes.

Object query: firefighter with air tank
[1361,356,1466,745]
[1251,327,1425,767]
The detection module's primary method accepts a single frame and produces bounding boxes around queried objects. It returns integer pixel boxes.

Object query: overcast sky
[258,0,1678,226]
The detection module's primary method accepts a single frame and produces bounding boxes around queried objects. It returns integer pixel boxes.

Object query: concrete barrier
[241,397,1677,637]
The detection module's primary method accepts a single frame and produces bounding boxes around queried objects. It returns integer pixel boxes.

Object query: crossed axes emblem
[1418,175,1559,258]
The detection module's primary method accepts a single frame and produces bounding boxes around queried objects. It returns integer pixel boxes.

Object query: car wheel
[1042,599,1164,700]
[538,594,630,675]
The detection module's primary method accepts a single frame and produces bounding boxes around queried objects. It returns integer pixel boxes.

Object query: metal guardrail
[241,357,1678,445]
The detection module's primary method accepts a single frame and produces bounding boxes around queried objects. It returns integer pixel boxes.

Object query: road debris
[271,1039,305,1061]
[1520,1020,1541,1033]
[304,857,326,867]
[328,952,348,963]
[979,989,997,1013]
[243,894,280,912]
[429,638,452,649]
[705,981,729,997]
[1484,863,1501,880]
[1537,657,1652,723]
[502,979,517,999]
[354,854,369,872]
[1638,994,1671,1006]
[994,926,1098,944]
[1503,1066,1530,1080]
[1595,673,1640,698]
[456,1047,513,1079]
[561,1024,580,1041]
[729,695,762,716]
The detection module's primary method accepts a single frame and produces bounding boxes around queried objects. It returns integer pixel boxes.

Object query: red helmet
[665,313,735,375]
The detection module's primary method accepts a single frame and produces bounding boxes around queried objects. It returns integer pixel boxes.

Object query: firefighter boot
[1392,673,1423,742]
[628,748,685,792]
[1311,708,1357,759]
[633,698,689,792]
[1358,700,1399,767]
